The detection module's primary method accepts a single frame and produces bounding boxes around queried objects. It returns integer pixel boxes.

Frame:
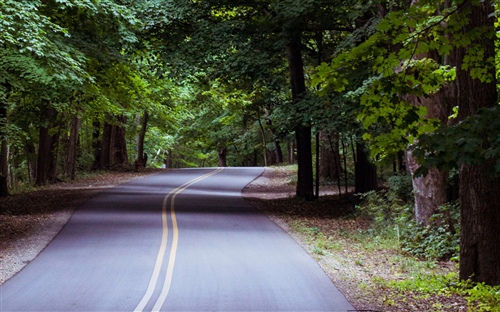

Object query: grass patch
[384,272,500,312]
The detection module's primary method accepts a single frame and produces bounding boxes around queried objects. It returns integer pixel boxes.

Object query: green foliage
[386,174,413,203]
[357,176,460,261]
[399,202,460,260]
[413,106,500,177]
[465,282,500,312]
[387,272,500,312]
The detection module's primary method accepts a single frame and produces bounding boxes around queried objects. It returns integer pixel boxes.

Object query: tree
[454,0,500,285]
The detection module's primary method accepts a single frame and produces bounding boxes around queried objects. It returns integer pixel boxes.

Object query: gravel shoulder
[243,167,465,312]
[0,169,162,285]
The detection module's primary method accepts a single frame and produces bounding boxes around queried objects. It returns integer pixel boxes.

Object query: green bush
[387,173,413,203]
[356,175,460,261]
[399,201,460,260]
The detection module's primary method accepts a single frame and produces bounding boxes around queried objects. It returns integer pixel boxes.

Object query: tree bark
[0,139,8,197]
[287,140,296,164]
[66,116,81,180]
[25,141,36,183]
[355,142,377,193]
[326,134,342,196]
[47,124,61,183]
[319,132,340,180]
[341,138,348,194]
[165,149,173,168]
[257,117,268,166]
[100,122,112,169]
[92,121,101,170]
[315,131,320,198]
[98,116,128,170]
[287,30,314,200]
[406,149,448,224]
[109,115,128,169]
[36,125,51,186]
[456,0,500,285]
[0,97,8,197]
[218,147,227,167]
[135,111,149,169]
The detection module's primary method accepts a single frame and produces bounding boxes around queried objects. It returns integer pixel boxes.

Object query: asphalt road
[0,167,354,312]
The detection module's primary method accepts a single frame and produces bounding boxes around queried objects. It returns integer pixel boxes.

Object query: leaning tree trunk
[287,30,314,200]
[456,0,500,285]
[354,142,377,194]
[135,111,149,169]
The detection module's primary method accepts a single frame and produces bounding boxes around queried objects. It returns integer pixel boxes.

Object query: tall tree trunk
[0,99,8,197]
[326,134,342,196]
[100,122,112,169]
[66,116,81,180]
[92,120,101,170]
[36,125,51,186]
[319,132,340,180]
[315,131,320,198]
[341,137,348,194]
[264,111,284,164]
[135,111,149,169]
[25,141,36,183]
[47,124,61,182]
[287,30,313,200]
[165,149,173,168]
[266,148,276,166]
[287,140,296,164]
[109,115,128,169]
[218,147,227,167]
[456,0,500,285]
[274,140,283,163]
[355,142,377,194]
[257,117,268,166]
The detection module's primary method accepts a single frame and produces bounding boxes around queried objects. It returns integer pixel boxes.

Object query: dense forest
[1,0,498,288]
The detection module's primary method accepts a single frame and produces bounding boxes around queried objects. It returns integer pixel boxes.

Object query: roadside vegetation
[246,166,499,311]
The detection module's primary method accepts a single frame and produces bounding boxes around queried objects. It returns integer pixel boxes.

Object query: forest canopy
[0,0,499,286]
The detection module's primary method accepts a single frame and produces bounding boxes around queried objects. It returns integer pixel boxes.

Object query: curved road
[1,167,354,311]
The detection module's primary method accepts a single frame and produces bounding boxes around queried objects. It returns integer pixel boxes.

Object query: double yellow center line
[134,168,223,312]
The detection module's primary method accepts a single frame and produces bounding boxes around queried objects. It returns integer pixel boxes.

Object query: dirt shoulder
[243,167,465,312]
[0,169,162,285]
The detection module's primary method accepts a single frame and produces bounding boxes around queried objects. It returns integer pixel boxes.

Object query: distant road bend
[0,167,354,311]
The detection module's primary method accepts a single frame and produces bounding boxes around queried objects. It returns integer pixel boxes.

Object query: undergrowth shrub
[356,174,460,260]
[387,272,500,312]
[399,201,460,260]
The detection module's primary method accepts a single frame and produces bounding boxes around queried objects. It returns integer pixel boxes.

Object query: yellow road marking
[134,168,223,312]
[152,168,223,312]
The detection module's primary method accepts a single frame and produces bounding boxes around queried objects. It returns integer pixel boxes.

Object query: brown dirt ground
[243,167,467,312]
[0,169,162,284]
